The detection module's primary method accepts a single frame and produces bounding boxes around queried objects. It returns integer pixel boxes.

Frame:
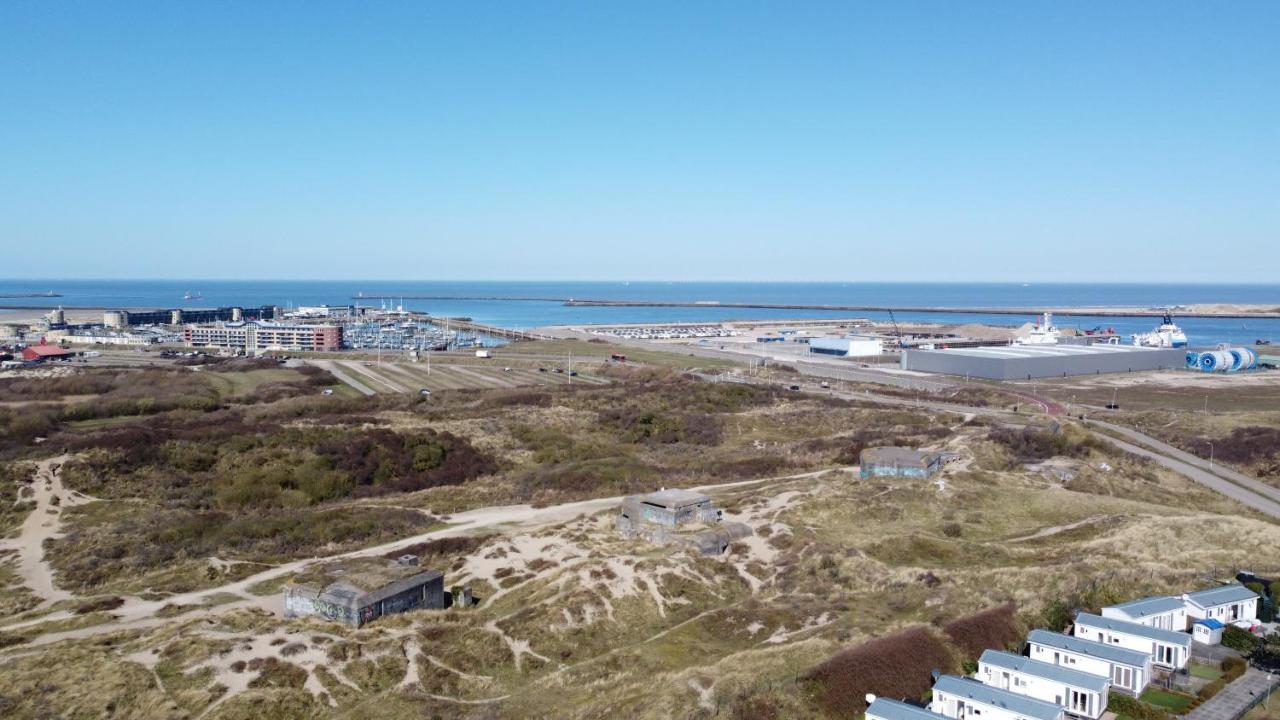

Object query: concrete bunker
[283,555,445,627]
[616,488,752,556]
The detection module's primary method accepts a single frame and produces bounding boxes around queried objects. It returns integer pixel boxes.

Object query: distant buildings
[64,328,180,346]
[808,335,884,357]
[185,321,342,353]
[901,344,1186,380]
[283,556,444,628]
[105,306,278,328]
[20,344,75,363]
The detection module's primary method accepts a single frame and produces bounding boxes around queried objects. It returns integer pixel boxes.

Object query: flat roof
[1196,618,1226,630]
[1185,585,1258,608]
[979,649,1109,693]
[909,344,1174,360]
[933,676,1062,720]
[861,446,938,463]
[1106,595,1185,618]
[1075,612,1191,648]
[289,558,441,596]
[1027,629,1149,667]
[867,698,952,720]
[640,488,710,508]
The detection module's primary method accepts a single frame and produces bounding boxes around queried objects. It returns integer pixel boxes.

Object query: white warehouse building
[808,335,883,357]
[976,650,1109,720]
[931,675,1064,720]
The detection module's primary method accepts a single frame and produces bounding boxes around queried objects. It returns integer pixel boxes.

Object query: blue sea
[2,280,1279,348]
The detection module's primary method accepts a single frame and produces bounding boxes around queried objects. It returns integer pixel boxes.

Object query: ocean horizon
[2,279,1279,347]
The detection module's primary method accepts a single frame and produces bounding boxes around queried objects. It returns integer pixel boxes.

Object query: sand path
[0,455,91,608]
[0,467,835,652]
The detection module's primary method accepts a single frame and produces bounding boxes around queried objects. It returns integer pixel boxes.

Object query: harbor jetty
[350,295,1280,320]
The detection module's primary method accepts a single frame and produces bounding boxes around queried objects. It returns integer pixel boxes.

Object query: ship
[1131,312,1187,348]
[1013,312,1061,345]
[183,291,203,300]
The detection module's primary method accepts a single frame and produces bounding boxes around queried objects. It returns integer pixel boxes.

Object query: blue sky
[1,2,1276,282]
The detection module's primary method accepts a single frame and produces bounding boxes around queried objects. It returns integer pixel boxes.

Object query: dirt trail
[1004,515,1111,543]
[0,468,836,651]
[0,455,90,608]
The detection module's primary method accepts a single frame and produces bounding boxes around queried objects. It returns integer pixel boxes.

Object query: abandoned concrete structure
[620,488,722,527]
[859,446,943,479]
[617,488,752,555]
[283,555,444,627]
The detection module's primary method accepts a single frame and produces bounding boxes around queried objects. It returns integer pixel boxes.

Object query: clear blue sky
[1,2,1276,282]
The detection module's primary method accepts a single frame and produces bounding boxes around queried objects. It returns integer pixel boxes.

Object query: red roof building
[21,345,75,362]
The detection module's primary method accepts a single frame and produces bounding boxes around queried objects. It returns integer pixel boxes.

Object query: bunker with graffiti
[283,555,445,627]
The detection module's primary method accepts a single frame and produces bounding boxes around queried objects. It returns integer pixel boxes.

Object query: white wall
[1072,624,1188,669]
[976,663,1105,720]
[1186,599,1258,625]
[1027,642,1147,694]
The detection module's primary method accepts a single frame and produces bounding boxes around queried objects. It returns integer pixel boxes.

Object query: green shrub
[1222,625,1260,653]
[1222,655,1247,680]
[1198,678,1226,700]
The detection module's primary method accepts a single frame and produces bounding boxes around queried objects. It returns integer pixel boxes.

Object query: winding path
[0,468,836,652]
[0,455,90,608]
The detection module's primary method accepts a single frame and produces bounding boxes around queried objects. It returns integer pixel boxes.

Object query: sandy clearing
[0,468,836,653]
[0,455,86,608]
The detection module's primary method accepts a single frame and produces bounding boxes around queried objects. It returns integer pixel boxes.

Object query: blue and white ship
[1132,312,1187,348]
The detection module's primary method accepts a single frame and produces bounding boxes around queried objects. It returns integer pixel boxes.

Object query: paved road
[1085,432,1280,519]
[708,370,1280,521]
[1092,419,1280,506]
[1186,668,1279,720]
[311,360,375,396]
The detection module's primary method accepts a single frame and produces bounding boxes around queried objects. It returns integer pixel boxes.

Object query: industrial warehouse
[900,344,1186,380]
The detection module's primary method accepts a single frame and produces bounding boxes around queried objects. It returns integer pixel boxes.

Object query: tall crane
[887,308,906,349]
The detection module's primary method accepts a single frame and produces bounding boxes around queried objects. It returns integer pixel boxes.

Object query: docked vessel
[1013,312,1061,345]
[1131,312,1187,348]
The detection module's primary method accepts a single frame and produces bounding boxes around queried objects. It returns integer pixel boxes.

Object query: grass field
[1141,688,1196,713]
[4,358,1280,719]
[1189,662,1225,680]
